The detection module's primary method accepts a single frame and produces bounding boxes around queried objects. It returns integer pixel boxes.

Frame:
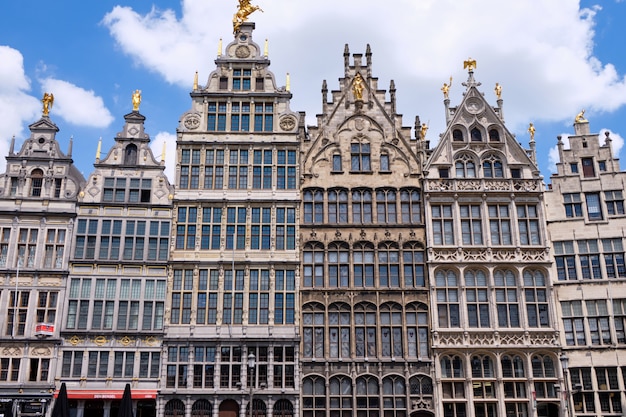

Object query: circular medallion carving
[465,97,484,114]
[184,114,201,130]
[235,45,251,58]
[279,115,297,131]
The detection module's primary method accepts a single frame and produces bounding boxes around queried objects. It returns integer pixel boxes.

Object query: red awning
[55,390,157,400]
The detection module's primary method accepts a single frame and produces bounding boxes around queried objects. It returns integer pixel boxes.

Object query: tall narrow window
[207,102,227,131]
[465,270,490,327]
[30,169,43,197]
[254,102,273,132]
[253,150,273,189]
[230,102,250,131]
[328,189,348,224]
[124,144,138,165]
[585,192,603,220]
[581,157,595,177]
[489,204,512,245]
[432,205,454,245]
[517,204,541,245]
[460,204,482,245]
[376,189,397,224]
[436,270,460,327]
[303,189,324,224]
[351,143,371,172]
[524,270,549,327]
[352,189,373,224]
[494,269,520,327]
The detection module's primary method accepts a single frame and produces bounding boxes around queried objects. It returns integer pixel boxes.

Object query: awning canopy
[55,390,157,400]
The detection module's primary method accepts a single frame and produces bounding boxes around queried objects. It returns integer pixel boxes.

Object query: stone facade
[299,45,430,417]
[163,22,303,417]
[545,120,626,416]
[58,108,173,417]
[423,68,561,417]
[0,113,85,417]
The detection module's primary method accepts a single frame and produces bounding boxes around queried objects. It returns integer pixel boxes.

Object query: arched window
[353,242,375,287]
[329,376,352,413]
[352,189,373,224]
[409,374,433,396]
[489,129,500,141]
[378,242,400,287]
[523,270,549,327]
[406,303,428,358]
[483,154,504,178]
[376,189,397,224]
[328,188,349,223]
[246,399,266,417]
[164,399,185,417]
[471,128,483,141]
[402,242,425,287]
[354,303,377,357]
[303,189,324,224]
[501,355,525,378]
[302,303,325,358]
[30,168,44,197]
[380,303,403,357]
[356,376,380,416]
[452,129,464,141]
[303,242,324,288]
[273,400,293,417]
[471,355,494,378]
[328,303,351,358]
[455,154,476,178]
[441,355,464,378]
[382,376,406,415]
[303,376,326,417]
[124,144,138,165]
[400,188,421,224]
[328,242,349,287]
[465,270,490,328]
[532,355,558,400]
[436,270,460,327]
[192,399,212,417]
[494,270,520,327]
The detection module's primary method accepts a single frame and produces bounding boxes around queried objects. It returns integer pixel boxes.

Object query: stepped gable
[303,44,421,183]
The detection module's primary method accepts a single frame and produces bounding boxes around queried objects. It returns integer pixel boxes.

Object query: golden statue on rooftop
[528,123,535,141]
[353,73,364,101]
[233,0,263,34]
[132,89,142,112]
[42,92,54,117]
[494,82,502,99]
[441,76,452,99]
[575,109,588,123]
[463,57,477,71]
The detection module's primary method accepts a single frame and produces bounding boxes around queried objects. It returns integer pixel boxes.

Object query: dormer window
[124,144,138,165]
[30,169,43,197]
[332,153,342,172]
[582,158,595,178]
[453,129,464,141]
[489,129,500,141]
[233,69,251,90]
[471,128,482,142]
[350,143,371,172]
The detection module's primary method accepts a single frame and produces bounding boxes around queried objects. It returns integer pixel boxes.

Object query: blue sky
[1,0,626,182]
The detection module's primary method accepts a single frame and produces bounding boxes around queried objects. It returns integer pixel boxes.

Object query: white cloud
[601,129,624,157]
[0,46,41,172]
[39,78,115,128]
[150,131,177,182]
[101,0,626,144]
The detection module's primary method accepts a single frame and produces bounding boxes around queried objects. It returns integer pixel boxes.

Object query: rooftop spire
[461,57,480,89]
